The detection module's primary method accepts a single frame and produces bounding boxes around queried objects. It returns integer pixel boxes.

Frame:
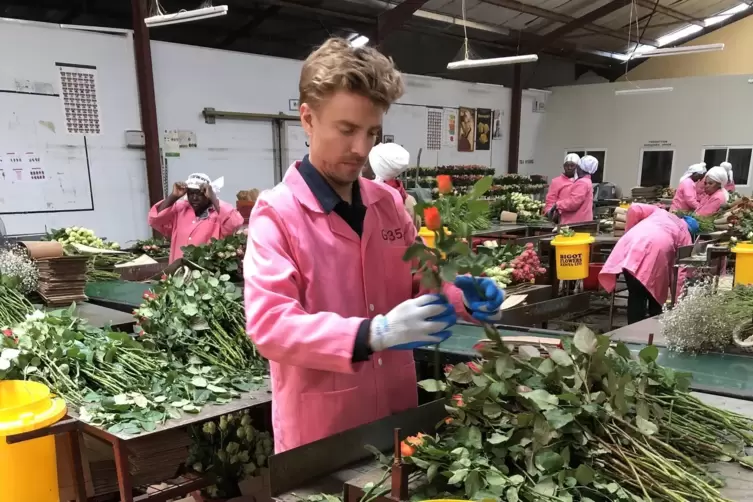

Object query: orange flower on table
[436,175,453,194]
[423,207,441,231]
[401,433,427,457]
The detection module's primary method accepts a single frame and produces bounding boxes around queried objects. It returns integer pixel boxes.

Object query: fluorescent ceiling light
[615,87,674,96]
[145,5,228,27]
[447,54,538,70]
[348,34,369,47]
[630,43,724,58]
[527,88,552,95]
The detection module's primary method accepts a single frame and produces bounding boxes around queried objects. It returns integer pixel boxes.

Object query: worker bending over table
[549,155,598,225]
[670,163,706,212]
[148,173,244,262]
[599,204,698,324]
[243,38,504,453]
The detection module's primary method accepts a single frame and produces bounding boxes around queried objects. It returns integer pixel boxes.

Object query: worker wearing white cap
[148,172,243,262]
[555,155,598,225]
[695,166,729,216]
[363,143,420,226]
[671,163,706,212]
[544,153,579,217]
[721,162,735,192]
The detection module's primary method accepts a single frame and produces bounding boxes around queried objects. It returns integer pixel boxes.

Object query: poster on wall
[492,109,503,139]
[475,108,491,151]
[442,108,457,148]
[56,62,102,136]
[426,109,442,150]
[458,107,476,152]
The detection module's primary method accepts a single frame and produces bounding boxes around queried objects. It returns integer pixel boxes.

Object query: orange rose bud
[400,441,416,457]
[436,175,453,194]
[444,417,453,425]
[423,207,441,230]
[452,394,465,407]
[468,361,482,374]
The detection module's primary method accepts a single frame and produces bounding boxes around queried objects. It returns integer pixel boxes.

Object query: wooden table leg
[113,438,134,502]
[67,431,88,502]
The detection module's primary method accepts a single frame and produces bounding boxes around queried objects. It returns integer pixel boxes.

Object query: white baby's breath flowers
[661,278,737,352]
[0,245,39,294]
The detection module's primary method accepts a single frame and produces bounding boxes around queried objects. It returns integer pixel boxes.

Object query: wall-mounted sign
[289,99,300,111]
[644,140,672,148]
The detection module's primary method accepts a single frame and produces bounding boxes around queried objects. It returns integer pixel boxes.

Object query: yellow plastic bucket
[619,202,631,210]
[0,380,67,502]
[732,242,753,285]
[418,227,451,249]
[551,233,595,280]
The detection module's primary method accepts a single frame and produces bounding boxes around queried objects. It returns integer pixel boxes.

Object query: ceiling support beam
[377,0,429,45]
[130,0,163,211]
[532,0,630,49]
[217,5,281,48]
[634,0,704,26]
[480,0,659,46]
[507,64,522,175]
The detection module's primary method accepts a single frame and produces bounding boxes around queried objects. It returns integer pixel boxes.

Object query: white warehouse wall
[534,74,753,196]
[0,20,541,243]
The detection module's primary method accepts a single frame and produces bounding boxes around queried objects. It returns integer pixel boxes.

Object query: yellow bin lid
[550,233,595,247]
[731,242,753,254]
[0,380,67,436]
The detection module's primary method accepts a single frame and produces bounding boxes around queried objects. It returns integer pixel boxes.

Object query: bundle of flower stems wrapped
[404,326,753,502]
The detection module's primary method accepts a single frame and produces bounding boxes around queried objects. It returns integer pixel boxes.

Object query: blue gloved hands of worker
[454,276,505,323]
[369,294,457,351]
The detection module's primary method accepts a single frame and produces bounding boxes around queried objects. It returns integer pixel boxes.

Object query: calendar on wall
[426,108,442,150]
[57,62,102,135]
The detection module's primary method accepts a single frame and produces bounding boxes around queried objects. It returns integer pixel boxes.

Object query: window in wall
[565,149,606,183]
[702,146,753,186]
[640,149,674,187]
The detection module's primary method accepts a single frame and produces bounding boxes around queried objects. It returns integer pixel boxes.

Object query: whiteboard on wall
[0,91,94,215]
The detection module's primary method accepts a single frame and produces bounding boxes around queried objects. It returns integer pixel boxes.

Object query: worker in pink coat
[543,153,578,214]
[148,173,244,263]
[243,39,504,453]
[599,204,698,324]
[554,155,598,225]
[722,162,736,192]
[670,163,706,212]
[695,165,729,216]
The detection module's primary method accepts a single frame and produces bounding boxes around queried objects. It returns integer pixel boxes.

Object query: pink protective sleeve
[148,201,178,238]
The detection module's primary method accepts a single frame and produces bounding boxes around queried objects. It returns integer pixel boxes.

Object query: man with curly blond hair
[243,39,503,452]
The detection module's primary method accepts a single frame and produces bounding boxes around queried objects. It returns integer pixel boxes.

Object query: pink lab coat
[599,204,691,305]
[244,163,472,453]
[544,174,574,214]
[669,178,700,212]
[557,175,593,225]
[148,200,243,262]
[695,189,726,216]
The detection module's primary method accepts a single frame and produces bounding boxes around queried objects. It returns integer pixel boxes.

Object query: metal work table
[418,321,753,399]
[85,280,153,312]
[70,302,137,331]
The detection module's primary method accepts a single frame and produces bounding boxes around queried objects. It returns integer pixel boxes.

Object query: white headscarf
[580,155,599,175]
[368,143,410,182]
[705,166,730,202]
[680,162,707,181]
[185,173,224,194]
[721,162,733,184]
[564,153,581,166]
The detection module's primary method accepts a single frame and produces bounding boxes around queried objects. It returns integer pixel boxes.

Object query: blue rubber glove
[454,276,505,322]
[369,294,457,351]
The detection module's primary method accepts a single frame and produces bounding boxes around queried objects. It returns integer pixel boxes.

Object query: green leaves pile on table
[0,268,267,436]
[408,326,753,502]
[181,233,246,281]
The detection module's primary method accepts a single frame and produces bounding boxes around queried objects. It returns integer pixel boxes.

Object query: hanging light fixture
[615,87,674,96]
[629,43,724,59]
[446,0,537,70]
[145,3,228,28]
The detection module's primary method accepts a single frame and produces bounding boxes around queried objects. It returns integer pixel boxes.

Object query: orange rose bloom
[400,442,416,457]
[437,175,453,194]
[423,207,441,230]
